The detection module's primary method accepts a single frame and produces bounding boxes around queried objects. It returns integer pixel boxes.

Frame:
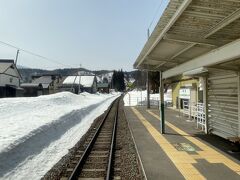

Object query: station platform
[124,107,240,180]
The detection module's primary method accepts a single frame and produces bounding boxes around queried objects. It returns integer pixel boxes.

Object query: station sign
[179,88,190,99]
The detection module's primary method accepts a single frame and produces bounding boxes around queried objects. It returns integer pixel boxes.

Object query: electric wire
[0,40,74,68]
[148,0,165,33]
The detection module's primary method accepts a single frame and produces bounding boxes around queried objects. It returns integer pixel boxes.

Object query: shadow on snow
[0,101,103,177]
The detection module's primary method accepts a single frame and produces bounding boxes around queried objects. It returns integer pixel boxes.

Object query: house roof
[134,0,240,78]
[63,75,96,88]
[97,83,109,88]
[32,76,53,84]
[32,76,53,88]
[0,59,15,73]
[20,83,42,88]
[0,59,22,78]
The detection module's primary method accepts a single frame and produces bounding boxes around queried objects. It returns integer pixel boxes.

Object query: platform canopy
[134,0,240,79]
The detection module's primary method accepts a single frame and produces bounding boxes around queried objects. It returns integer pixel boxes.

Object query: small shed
[31,76,53,95]
[20,83,43,97]
[97,83,110,93]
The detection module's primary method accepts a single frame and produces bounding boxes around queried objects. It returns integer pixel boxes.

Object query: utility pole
[15,49,20,65]
[78,64,82,94]
[111,71,114,89]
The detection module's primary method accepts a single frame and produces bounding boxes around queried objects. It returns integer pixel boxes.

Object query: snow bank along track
[60,98,120,180]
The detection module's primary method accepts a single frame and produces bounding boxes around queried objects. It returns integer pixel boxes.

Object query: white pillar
[203,76,208,134]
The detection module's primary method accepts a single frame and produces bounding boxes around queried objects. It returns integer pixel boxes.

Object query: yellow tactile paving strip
[131,107,206,180]
[146,109,240,176]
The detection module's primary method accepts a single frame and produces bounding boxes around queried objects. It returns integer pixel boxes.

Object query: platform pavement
[124,107,240,180]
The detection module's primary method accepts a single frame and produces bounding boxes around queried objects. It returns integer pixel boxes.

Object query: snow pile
[0,92,120,179]
[123,89,172,106]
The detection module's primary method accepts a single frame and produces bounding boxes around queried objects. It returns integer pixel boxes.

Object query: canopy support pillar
[147,71,150,109]
[159,71,165,134]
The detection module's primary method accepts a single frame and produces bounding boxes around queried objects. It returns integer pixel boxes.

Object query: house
[32,74,62,94]
[20,83,43,97]
[97,83,110,93]
[60,75,97,94]
[0,59,23,98]
[20,74,62,96]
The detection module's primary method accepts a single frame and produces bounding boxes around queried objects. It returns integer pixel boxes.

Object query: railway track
[61,98,120,180]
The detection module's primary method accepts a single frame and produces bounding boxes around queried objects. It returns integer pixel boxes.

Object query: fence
[127,96,160,108]
[182,100,206,131]
[125,92,172,108]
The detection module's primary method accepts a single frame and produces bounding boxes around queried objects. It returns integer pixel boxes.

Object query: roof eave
[134,0,192,69]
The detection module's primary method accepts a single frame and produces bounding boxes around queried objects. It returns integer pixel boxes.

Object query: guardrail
[182,100,206,131]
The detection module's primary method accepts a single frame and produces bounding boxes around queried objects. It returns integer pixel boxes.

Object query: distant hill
[18,67,146,89]
[18,67,115,83]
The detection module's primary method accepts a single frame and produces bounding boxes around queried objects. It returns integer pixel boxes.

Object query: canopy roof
[134,0,240,78]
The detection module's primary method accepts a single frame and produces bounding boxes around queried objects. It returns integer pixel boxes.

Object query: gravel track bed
[114,99,144,179]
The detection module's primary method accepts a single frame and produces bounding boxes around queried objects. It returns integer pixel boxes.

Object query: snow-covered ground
[0,92,120,180]
[123,89,172,106]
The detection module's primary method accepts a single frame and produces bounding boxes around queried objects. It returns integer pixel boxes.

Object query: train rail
[61,98,120,180]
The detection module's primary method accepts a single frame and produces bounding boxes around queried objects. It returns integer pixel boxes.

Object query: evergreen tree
[112,70,125,92]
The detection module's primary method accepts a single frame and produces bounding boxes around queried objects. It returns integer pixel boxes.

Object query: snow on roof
[32,76,54,89]
[63,76,96,87]
[20,83,42,88]
[32,76,53,85]
[96,76,102,83]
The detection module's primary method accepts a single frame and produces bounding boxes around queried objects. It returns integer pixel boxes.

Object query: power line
[148,0,165,33]
[0,40,74,68]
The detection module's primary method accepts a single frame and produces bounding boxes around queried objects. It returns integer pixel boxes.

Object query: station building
[134,0,240,141]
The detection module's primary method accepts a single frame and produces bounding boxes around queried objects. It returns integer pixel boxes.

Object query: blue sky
[0,0,168,71]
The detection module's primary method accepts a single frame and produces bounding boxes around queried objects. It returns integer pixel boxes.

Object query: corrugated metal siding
[208,69,238,139]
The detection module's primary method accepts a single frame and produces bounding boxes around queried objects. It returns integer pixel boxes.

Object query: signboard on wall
[179,88,190,99]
